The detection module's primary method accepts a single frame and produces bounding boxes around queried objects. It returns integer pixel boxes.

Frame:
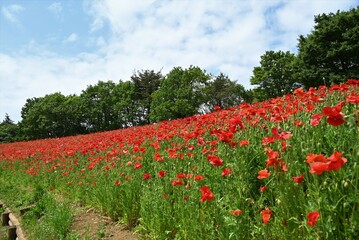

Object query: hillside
[0,80,358,239]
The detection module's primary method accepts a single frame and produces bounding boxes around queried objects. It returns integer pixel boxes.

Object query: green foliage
[0,114,19,143]
[19,93,86,140]
[112,81,138,128]
[23,192,73,240]
[297,7,359,87]
[250,50,297,100]
[150,66,211,122]
[80,81,119,132]
[131,69,163,125]
[204,73,248,111]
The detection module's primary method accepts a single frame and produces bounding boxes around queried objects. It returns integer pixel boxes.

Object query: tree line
[1,6,358,142]
[1,67,251,141]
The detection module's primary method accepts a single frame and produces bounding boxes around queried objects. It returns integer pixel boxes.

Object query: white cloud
[48,2,63,14]
[0,52,106,122]
[0,0,357,122]
[64,33,78,43]
[1,4,24,23]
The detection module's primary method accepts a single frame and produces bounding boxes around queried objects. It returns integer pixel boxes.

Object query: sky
[0,0,358,123]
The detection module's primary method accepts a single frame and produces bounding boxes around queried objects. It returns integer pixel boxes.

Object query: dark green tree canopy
[80,81,118,132]
[131,69,163,125]
[250,50,297,100]
[297,7,359,87]
[112,81,138,128]
[150,66,211,122]
[204,73,247,111]
[1,113,14,125]
[0,114,18,143]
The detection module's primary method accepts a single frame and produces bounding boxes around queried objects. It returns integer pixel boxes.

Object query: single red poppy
[259,185,268,192]
[232,209,243,216]
[257,169,271,179]
[261,208,272,224]
[292,174,304,183]
[307,211,320,227]
[158,170,167,178]
[222,168,232,176]
[327,151,347,171]
[309,162,329,175]
[143,173,151,180]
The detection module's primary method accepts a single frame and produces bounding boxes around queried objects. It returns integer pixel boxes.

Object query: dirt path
[71,208,139,240]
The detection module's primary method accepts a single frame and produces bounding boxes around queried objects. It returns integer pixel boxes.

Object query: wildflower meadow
[0,80,358,239]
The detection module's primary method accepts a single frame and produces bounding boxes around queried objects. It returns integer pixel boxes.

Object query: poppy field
[0,80,358,239]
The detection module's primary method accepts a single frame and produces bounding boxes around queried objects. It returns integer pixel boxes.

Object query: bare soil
[70,207,139,240]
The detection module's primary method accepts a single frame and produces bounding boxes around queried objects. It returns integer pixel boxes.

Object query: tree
[297,7,359,87]
[19,93,87,140]
[250,50,297,100]
[80,81,118,132]
[20,93,66,139]
[113,81,138,128]
[61,95,88,135]
[131,70,162,125]
[0,114,19,143]
[150,66,211,122]
[203,73,247,111]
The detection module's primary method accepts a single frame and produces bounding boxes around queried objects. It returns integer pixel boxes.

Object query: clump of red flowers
[322,101,346,126]
[306,151,347,174]
[199,186,214,203]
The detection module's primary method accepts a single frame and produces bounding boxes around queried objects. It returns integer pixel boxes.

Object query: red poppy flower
[309,162,329,175]
[114,180,121,185]
[153,152,164,162]
[293,88,305,96]
[218,131,234,143]
[257,169,271,179]
[292,174,304,183]
[280,161,288,172]
[194,175,204,181]
[232,209,243,216]
[261,208,272,224]
[214,105,221,111]
[262,136,275,145]
[171,180,184,186]
[176,173,186,179]
[327,151,347,171]
[207,154,224,167]
[259,185,268,192]
[307,211,320,227]
[200,186,214,203]
[143,173,151,180]
[346,93,359,104]
[134,162,142,169]
[322,102,345,126]
[239,140,249,146]
[221,168,232,176]
[158,170,167,178]
[293,120,304,126]
[310,113,323,126]
[306,153,326,163]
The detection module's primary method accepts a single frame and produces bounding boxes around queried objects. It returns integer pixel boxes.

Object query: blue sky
[0,0,358,122]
